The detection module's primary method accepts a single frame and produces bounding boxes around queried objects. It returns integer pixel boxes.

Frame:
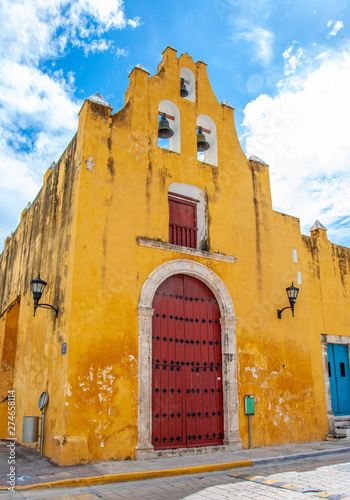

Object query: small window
[168,192,198,249]
[340,362,346,377]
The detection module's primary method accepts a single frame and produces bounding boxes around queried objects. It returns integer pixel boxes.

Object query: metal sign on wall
[245,395,255,415]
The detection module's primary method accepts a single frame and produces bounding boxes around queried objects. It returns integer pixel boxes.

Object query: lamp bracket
[277,306,293,319]
[35,303,59,318]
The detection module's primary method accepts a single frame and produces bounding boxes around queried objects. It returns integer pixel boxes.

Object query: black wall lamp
[30,275,59,318]
[277,282,299,319]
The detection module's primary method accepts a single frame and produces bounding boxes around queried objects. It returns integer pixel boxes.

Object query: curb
[0,460,252,491]
[252,446,350,465]
[1,445,350,492]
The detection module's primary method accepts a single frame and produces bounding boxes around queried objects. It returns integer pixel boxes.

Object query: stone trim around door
[135,259,242,459]
[321,334,350,435]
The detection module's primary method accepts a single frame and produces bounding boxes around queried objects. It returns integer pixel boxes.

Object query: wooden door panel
[152,275,186,448]
[334,344,350,415]
[152,275,223,449]
[327,343,350,415]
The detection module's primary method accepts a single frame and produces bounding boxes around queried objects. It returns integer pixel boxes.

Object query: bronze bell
[197,127,210,152]
[158,113,174,139]
[180,78,189,98]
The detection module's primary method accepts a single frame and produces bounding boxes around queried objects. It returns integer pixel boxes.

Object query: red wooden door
[152,274,223,449]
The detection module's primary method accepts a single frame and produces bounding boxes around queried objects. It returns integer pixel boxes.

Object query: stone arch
[136,259,241,458]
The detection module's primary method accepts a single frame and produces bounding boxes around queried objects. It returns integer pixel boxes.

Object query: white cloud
[0,0,140,64]
[237,27,275,66]
[242,49,350,246]
[0,0,140,249]
[228,23,275,66]
[219,0,275,65]
[75,40,130,57]
[77,38,114,56]
[115,48,128,57]
[0,61,81,244]
[128,17,142,29]
[282,43,304,76]
[327,20,344,37]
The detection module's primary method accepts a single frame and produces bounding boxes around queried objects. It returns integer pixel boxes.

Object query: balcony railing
[169,222,197,249]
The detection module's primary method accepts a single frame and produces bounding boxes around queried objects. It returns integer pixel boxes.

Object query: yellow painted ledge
[0,460,252,491]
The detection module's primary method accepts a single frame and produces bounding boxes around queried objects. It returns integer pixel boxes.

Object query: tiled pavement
[185,462,350,499]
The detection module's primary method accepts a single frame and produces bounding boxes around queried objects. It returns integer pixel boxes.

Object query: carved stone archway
[136,259,241,458]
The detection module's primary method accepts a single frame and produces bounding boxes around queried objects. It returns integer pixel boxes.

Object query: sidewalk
[1,439,350,492]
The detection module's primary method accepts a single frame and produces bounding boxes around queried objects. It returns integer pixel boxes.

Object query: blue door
[327,344,350,415]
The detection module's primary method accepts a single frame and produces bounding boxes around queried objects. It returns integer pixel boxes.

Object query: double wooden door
[328,343,350,415]
[152,274,224,449]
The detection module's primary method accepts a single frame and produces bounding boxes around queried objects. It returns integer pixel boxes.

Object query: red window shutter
[169,193,198,249]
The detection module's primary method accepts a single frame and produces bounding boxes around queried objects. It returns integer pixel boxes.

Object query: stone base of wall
[50,435,88,466]
[136,443,242,460]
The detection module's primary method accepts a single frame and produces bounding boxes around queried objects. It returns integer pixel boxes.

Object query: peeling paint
[244,366,261,379]
[64,383,72,397]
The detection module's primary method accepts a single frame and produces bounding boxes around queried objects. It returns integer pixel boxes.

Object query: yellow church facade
[1,46,350,465]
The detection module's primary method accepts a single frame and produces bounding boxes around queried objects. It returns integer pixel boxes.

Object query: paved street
[2,451,350,500]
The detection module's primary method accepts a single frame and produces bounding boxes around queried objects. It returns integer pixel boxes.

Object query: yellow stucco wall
[1,47,350,464]
[0,136,81,461]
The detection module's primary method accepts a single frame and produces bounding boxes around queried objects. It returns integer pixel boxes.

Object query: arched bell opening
[196,115,218,166]
[180,68,195,102]
[158,113,174,139]
[158,100,180,154]
[180,78,189,98]
[197,126,210,152]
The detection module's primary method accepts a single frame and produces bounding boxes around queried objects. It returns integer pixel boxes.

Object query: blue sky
[1,0,350,250]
